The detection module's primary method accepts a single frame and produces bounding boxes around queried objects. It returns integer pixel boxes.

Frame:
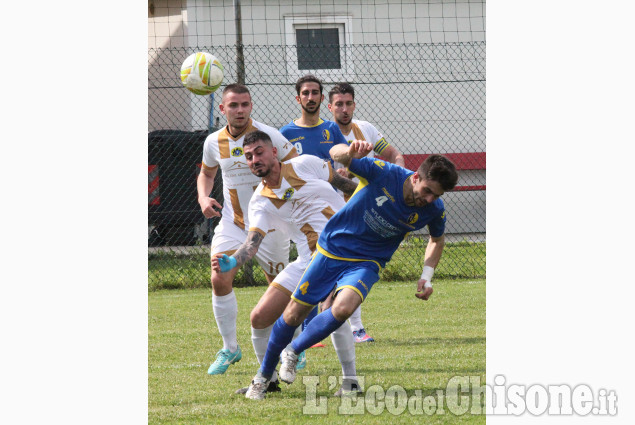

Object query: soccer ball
[180,52,224,96]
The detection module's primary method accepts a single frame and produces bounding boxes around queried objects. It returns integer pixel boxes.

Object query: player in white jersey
[327,83,406,343]
[212,130,361,396]
[197,84,297,375]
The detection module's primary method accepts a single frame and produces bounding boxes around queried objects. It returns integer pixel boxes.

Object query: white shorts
[211,219,289,278]
[270,256,311,296]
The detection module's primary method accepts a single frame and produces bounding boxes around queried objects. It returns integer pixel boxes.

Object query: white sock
[251,325,277,381]
[212,291,238,352]
[331,320,357,380]
[348,305,364,331]
[251,325,273,364]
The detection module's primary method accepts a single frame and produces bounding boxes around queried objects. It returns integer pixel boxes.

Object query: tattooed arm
[330,171,358,196]
[233,231,265,267]
[211,230,265,273]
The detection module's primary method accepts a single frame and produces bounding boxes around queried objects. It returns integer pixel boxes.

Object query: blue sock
[292,308,345,354]
[259,315,298,378]
[302,306,318,330]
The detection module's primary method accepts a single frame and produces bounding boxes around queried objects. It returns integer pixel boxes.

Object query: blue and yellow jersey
[317,157,447,268]
[280,119,347,167]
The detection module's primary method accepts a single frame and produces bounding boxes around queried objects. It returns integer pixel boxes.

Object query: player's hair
[295,74,323,95]
[222,83,250,98]
[243,130,273,148]
[328,83,355,102]
[417,154,459,191]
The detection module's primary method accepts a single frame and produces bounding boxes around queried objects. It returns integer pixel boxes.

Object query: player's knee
[331,302,355,321]
[211,272,232,295]
[282,307,306,327]
[250,307,270,329]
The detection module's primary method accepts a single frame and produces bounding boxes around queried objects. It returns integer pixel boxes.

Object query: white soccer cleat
[334,378,363,397]
[279,349,299,384]
[245,372,270,400]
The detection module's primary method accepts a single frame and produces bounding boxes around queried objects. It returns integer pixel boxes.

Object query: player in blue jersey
[244,141,458,400]
[280,74,348,168]
[328,82,407,343]
[279,74,350,346]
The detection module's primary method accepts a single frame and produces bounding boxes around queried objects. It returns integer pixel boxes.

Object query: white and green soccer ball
[180,52,224,96]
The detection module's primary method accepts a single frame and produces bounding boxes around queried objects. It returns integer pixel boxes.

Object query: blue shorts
[291,251,381,307]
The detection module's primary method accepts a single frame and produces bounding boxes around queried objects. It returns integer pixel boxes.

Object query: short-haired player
[213,130,361,395]
[198,84,297,375]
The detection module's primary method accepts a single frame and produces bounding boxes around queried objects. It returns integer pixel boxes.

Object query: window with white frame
[284,15,354,83]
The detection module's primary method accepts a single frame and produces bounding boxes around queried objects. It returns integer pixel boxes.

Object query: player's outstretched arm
[330,172,358,195]
[415,234,445,301]
[197,166,222,218]
[330,140,373,167]
[211,231,265,273]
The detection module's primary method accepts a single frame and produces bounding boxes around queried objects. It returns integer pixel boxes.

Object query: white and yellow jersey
[335,119,392,193]
[341,119,391,158]
[247,155,346,263]
[201,119,296,230]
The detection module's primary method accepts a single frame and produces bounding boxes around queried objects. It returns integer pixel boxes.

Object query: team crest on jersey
[322,129,331,141]
[231,147,244,157]
[408,213,419,224]
[282,188,295,200]
[374,160,385,168]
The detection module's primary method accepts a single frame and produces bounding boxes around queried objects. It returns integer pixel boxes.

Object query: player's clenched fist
[211,253,237,273]
[199,197,222,218]
[335,167,351,178]
[348,140,373,158]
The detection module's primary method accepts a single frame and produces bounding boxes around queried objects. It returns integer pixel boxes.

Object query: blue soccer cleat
[207,346,242,375]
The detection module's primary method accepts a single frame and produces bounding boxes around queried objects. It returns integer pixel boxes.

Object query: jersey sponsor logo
[364,208,400,238]
[231,147,244,157]
[282,187,295,200]
[289,136,305,143]
[441,211,446,220]
[374,160,385,168]
[408,212,419,224]
[322,129,331,141]
[225,161,250,171]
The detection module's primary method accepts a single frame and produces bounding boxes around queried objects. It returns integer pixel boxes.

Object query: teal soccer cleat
[207,346,242,375]
[295,350,307,370]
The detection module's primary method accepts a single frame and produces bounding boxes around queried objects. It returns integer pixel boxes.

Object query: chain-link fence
[148,42,485,290]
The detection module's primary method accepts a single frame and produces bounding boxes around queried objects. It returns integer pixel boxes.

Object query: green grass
[148,240,485,291]
[149,279,485,424]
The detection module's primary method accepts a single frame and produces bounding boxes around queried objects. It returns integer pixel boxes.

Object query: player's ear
[327,103,333,111]
[219,102,226,114]
[272,146,278,156]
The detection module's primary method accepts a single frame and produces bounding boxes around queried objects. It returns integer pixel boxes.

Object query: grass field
[149,279,485,424]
